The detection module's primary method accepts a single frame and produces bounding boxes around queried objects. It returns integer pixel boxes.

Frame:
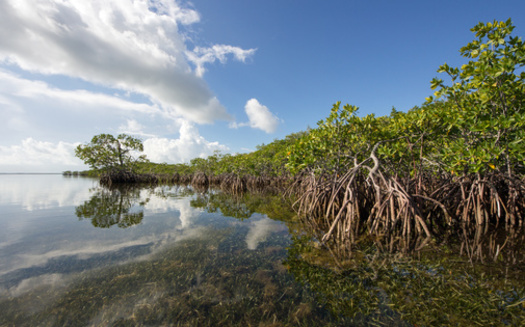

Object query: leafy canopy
[75,134,148,172]
[287,19,525,177]
[428,18,525,174]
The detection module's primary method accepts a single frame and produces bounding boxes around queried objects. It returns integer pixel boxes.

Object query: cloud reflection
[245,215,287,250]
[0,183,209,296]
[0,174,96,210]
[1,180,289,301]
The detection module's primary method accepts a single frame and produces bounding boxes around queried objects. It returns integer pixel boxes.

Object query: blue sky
[1,0,524,172]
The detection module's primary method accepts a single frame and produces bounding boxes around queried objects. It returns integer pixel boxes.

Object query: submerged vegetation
[285,235,525,327]
[2,184,523,326]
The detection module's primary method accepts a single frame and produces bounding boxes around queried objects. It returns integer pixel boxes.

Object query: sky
[1,0,524,173]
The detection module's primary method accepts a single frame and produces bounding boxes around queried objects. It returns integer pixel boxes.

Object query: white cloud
[230,98,280,133]
[143,119,229,163]
[0,118,231,172]
[0,71,232,171]
[118,119,157,138]
[119,119,146,135]
[0,69,165,145]
[0,138,84,172]
[0,69,158,114]
[0,0,254,124]
[187,44,257,77]
[0,0,258,172]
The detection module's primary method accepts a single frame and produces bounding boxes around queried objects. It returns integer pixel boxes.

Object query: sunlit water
[0,175,523,326]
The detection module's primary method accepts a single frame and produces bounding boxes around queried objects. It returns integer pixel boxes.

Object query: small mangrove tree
[75,133,149,185]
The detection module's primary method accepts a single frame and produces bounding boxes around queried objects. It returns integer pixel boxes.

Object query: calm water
[0,175,523,326]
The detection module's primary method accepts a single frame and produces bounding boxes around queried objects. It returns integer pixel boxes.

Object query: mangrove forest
[73,19,525,241]
[60,19,525,325]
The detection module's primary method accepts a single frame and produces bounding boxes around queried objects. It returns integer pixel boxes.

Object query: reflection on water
[0,174,96,211]
[0,175,524,326]
[0,178,212,295]
[455,224,525,267]
[76,185,148,228]
[285,234,525,326]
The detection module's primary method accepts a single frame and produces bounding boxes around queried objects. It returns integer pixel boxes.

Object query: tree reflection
[191,192,255,220]
[455,224,525,266]
[284,234,525,326]
[190,191,295,221]
[76,185,149,228]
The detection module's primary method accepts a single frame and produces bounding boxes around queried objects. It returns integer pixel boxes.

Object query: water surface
[0,175,523,326]
[0,175,334,326]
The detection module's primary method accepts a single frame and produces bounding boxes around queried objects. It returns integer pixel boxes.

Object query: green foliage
[122,133,299,178]
[429,18,525,175]
[287,19,525,178]
[159,133,303,177]
[73,20,525,186]
[286,102,432,178]
[75,134,148,173]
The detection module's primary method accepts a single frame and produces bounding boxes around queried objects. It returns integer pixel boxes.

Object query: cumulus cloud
[0,69,232,171]
[119,119,146,135]
[118,119,157,138]
[143,119,229,163]
[0,69,158,114]
[230,98,280,133]
[0,0,255,124]
[0,119,231,172]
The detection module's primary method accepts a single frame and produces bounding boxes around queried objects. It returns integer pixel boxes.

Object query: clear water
[0,175,335,326]
[0,175,523,326]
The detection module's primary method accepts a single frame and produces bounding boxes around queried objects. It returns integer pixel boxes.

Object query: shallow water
[0,175,523,326]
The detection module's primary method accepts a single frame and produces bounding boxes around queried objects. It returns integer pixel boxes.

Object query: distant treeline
[64,131,302,178]
[63,170,99,177]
